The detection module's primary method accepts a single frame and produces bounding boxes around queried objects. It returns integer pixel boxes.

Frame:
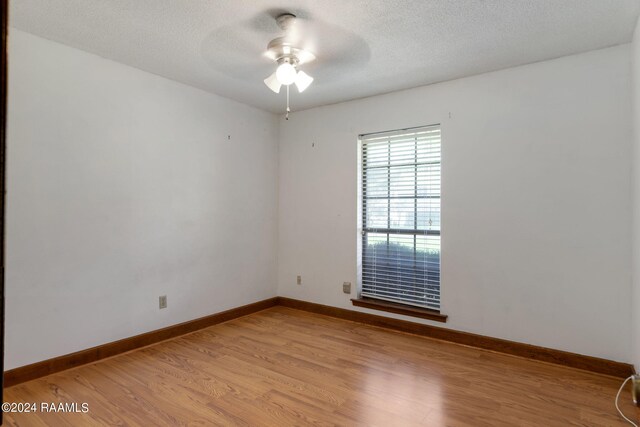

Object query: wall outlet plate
[159,295,167,309]
[343,282,351,294]
[633,375,640,407]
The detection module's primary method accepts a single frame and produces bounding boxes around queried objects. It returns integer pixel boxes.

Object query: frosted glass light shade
[294,70,314,92]
[276,62,297,85]
[264,71,281,93]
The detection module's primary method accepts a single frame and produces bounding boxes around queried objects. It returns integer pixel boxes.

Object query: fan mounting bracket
[275,13,296,31]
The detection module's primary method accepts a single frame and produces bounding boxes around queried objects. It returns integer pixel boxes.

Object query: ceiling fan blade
[264,71,281,93]
[296,49,316,65]
[295,70,314,93]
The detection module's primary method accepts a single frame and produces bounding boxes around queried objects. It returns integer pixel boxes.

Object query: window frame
[355,124,445,321]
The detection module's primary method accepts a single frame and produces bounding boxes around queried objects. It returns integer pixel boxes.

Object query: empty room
[1,0,640,425]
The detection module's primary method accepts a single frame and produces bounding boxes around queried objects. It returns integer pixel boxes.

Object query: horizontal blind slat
[361,292,440,309]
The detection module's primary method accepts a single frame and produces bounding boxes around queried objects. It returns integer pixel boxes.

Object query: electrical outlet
[343,282,351,294]
[297,275,302,285]
[159,295,167,309]
[633,374,640,407]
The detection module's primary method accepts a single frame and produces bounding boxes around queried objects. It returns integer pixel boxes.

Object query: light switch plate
[159,295,167,309]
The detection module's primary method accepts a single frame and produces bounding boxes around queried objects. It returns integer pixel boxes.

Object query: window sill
[351,297,448,323]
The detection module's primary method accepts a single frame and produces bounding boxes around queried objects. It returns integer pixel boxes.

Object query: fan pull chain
[286,85,290,120]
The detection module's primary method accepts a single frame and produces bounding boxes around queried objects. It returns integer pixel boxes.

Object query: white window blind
[360,125,441,310]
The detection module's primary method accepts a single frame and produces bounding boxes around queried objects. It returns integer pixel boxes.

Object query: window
[359,125,441,311]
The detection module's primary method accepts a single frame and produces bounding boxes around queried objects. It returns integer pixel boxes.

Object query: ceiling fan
[263,13,315,118]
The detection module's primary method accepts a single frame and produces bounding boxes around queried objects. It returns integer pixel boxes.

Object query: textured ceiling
[9,0,640,113]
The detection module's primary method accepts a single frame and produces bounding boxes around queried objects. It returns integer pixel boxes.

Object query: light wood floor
[4,306,639,426]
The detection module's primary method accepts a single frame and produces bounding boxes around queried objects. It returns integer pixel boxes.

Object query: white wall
[7,28,635,370]
[5,30,279,370]
[278,45,633,362]
[632,16,640,371]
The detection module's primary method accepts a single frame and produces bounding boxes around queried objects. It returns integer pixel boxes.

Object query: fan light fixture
[264,61,314,94]
[263,13,315,119]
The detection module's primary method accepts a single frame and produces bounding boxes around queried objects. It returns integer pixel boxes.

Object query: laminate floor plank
[4,306,638,426]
